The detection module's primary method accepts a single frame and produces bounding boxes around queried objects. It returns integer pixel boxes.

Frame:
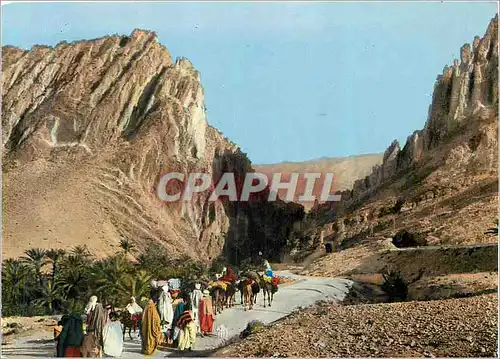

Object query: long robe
[56,315,84,357]
[171,300,185,331]
[158,291,174,330]
[81,333,100,357]
[141,300,162,356]
[87,303,107,348]
[177,311,196,351]
[102,321,124,357]
[199,296,214,334]
[190,289,203,333]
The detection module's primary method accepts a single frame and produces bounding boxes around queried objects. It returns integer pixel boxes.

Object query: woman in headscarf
[198,289,214,336]
[189,283,203,334]
[56,314,84,357]
[141,299,162,356]
[102,312,124,357]
[176,303,197,352]
[84,295,107,356]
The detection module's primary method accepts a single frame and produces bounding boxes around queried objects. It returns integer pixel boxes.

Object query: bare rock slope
[2,30,303,260]
[306,15,499,249]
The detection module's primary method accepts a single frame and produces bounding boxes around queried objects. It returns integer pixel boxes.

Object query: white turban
[84,295,98,314]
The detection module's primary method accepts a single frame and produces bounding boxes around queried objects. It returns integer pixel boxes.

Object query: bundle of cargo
[207,280,228,291]
[241,271,259,281]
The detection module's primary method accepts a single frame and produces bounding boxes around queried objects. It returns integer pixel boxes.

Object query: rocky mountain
[1,30,303,262]
[254,154,383,210]
[303,15,498,250]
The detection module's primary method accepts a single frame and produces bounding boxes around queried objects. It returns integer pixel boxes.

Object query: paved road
[2,272,353,358]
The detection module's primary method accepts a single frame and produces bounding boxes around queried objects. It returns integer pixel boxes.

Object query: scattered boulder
[392,230,427,248]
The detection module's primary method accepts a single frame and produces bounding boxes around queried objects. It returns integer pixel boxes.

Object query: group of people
[54,295,124,357]
[142,282,215,355]
[53,284,215,357]
[53,263,274,357]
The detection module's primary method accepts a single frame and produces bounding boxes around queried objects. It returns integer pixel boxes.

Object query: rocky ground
[215,293,498,358]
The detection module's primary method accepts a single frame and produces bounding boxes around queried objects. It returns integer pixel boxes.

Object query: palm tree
[120,269,152,303]
[57,254,93,303]
[46,249,66,285]
[34,277,62,314]
[45,249,66,311]
[71,245,92,258]
[2,259,33,315]
[119,238,135,255]
[21,248,48,287]
[90,255,133,306]
[56,265,90,303]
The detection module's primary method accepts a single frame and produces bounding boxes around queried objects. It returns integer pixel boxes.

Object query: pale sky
[2,1,497,164]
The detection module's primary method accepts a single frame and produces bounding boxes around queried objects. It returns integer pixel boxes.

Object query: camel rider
[126,297,143,332]
[264,260,273,278]
[215,267,227,280]
[221,268,237,283]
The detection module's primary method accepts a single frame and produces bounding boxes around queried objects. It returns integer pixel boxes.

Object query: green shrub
[381,270,408,302]
[240,320,266,339]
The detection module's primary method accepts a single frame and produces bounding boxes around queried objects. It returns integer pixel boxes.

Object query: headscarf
[127,297,143,315]
[141,299,162,356]
[56,314,84,357]
[84,296,98,314]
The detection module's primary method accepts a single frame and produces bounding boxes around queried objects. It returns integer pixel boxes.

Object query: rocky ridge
[2,30,303,261]
[304,15,499,249]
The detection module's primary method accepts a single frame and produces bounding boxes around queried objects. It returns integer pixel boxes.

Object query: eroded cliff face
[347,16,498,201]
[305,16,498,250]
[1,30,302,261]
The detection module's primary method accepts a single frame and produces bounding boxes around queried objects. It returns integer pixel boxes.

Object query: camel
[209,285,225,315]
[259,275,278,307]
[251,280,260,304]
[224,281,237,308]
[242,279,254,311]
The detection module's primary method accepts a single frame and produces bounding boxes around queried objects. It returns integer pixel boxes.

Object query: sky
[1,1,497,164]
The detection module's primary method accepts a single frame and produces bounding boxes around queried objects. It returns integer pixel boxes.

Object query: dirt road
[2,273,353,358]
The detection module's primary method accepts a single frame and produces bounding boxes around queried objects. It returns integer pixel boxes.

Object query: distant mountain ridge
[255,154,383,209]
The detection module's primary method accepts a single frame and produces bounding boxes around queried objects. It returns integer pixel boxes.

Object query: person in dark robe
[56,314,84,357]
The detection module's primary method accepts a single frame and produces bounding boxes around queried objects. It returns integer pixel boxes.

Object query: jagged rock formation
[2,30,303,261]
[305,15,498,250]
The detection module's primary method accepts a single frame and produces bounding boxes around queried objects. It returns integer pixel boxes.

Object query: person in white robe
[189,283,203,334]
[158,284,174,341]
[102,312,124,357]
